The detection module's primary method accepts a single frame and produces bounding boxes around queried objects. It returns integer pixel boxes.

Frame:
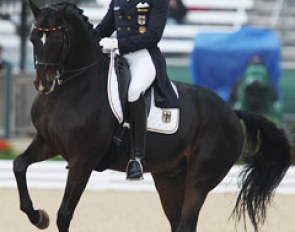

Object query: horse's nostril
[33,80,55,93]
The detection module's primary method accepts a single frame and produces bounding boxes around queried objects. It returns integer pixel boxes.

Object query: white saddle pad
[107,53,180,134]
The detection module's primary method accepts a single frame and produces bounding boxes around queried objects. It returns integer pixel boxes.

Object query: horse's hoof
[34,209,50,229]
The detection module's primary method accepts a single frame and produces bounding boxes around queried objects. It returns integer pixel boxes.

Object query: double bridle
[32,23,99,87]
[33,23,69,73]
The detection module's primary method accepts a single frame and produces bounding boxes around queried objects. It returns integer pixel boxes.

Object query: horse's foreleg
[13,135,56,229]
[152,167,186,232]
[57,161,93,232]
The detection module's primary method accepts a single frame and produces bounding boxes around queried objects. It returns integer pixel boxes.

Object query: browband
[33,24,63,32]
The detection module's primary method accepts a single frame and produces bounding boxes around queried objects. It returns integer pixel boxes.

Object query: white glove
[99,38,118,52]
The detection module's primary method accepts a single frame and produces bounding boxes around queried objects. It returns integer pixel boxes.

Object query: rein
[56,59,100,85]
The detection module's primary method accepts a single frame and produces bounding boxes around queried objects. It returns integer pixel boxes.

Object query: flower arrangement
[0,139,9,150]
[0,138,15,159]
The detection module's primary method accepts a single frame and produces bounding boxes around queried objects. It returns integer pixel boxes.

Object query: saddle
[107,53,180,139]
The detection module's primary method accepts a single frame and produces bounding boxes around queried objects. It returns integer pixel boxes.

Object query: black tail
[232,110,293,231]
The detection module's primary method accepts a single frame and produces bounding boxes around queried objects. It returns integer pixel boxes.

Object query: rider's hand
[99,38,118,52]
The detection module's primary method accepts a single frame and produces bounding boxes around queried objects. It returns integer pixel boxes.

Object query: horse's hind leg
[152,167,186,232]
[13,134,56,229]
[176,142,240,232]
[175,176,210,232]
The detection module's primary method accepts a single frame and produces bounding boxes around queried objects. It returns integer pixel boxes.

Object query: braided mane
[50,1,98,42]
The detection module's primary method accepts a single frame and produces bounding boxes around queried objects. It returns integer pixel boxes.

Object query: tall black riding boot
[126,94,146,180]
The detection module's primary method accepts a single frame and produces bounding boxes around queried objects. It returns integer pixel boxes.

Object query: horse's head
[29,0,78,93]
[28,0,101,94]
[28,0,70,93]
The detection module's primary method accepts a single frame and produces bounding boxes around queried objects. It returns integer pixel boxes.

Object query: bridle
[33,23,69,74]
[32,22,99,88]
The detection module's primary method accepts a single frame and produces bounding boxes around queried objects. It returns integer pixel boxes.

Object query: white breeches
[123,49,156,102]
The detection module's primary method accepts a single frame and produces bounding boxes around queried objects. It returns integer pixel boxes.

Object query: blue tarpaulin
[191,26,282,102]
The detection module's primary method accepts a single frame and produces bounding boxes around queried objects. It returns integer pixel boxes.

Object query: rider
[95,0,179,180]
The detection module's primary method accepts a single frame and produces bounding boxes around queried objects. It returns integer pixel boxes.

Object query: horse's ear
[27,0,40,18]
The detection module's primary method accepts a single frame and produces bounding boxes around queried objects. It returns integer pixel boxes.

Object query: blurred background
[0,0,294,156]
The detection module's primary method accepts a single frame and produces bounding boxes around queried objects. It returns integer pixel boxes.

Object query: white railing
[1,160,295,194]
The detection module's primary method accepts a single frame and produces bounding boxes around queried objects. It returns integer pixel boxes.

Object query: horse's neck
[64,11,98,68]
[58,53,108,101]
[65,34,97,69]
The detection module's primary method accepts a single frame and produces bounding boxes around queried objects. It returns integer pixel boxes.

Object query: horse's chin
[34,70,60,94]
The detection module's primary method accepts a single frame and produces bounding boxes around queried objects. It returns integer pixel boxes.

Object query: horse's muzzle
[34,79,57,94]
[34,69,58,94]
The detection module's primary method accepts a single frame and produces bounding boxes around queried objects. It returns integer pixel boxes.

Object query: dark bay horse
[13,1,292,232]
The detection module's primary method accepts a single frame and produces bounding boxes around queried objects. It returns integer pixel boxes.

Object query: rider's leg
[124,49,156,180]
[126,93,146,179]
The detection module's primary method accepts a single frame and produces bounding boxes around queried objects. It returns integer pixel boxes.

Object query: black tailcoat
[95,0,179,108]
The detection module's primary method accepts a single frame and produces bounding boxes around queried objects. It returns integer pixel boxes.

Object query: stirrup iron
[126,158,144,181]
